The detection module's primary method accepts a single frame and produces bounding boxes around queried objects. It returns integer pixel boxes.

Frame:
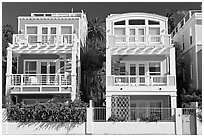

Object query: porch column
[71,47,77,101]
[106,95,112,120]
[6,47,12,94]
[106,48,111,86]
[170,48,176,76]
[171,95,177,108]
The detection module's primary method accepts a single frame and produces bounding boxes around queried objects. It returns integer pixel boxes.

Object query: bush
[108,115,126,122]
[6,99,87,122]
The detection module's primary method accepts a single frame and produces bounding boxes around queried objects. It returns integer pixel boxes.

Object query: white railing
[94,107,175,122]
[108,75,175,86]
[13,34,75,45]
[11,74,72,86]
[114,35,171,47]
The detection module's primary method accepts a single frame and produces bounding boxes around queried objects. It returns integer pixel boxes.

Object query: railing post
[86,100,93,135]
[175,108,182,135]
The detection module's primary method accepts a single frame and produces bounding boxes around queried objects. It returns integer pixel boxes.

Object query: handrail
[13,34,76,45]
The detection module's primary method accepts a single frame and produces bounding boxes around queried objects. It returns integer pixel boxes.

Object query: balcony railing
[11,74,72,86]
[13,34,75,45]
[110,35,171,47]
[107,75,175,86]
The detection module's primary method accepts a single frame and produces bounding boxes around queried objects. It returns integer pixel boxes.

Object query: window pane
[61,26,72,34]
[114,28,125,35]
[60,61,65,74]
[130,64,136,75]
[27,26,37,34]
[42,27,48,34]
[29,62,36,71]
[138,29,145,35]
[129,19,145,25]
[139,64,145,75]
[149,28,160,35]
[129,29,135,35]
[51,27,56,34]
[114,20,125,25]
[148,20,160,25]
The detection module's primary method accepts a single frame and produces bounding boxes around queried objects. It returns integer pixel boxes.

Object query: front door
[40,61,56,85]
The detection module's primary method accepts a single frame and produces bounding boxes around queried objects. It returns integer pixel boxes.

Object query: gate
[182,108,196,135]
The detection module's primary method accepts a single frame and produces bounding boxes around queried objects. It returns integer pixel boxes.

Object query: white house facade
[171,10,202,91]
[6,12,88,104]
[105,12,177,120]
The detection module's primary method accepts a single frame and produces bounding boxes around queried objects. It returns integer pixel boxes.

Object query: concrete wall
[2,121,85,135]
[93,122,175,135]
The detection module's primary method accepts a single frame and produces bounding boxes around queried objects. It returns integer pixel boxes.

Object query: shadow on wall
[17,122,83,133]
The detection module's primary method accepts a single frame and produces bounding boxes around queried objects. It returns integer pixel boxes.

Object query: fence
[93,107,175,122]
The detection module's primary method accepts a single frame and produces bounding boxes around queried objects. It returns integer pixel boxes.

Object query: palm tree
[80,17,106,105]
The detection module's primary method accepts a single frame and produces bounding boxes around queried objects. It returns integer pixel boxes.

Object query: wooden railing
[107,75,175,86]
[11,74,72,86]
[13,34,76,45]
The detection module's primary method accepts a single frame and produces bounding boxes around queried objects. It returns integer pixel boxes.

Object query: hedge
[6,99,87,122]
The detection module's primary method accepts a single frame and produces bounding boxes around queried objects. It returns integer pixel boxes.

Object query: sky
[2,2,202,32]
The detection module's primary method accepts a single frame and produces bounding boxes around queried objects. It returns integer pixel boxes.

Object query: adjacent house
[6,12,88,104]
[105,12,177,120]
[171,10,202,91]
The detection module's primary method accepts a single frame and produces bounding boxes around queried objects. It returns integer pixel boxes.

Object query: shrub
[6,99,87,122]
[107,115,126,122]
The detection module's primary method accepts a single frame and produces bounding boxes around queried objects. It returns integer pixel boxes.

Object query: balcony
[10,74,73,93]
[107,75,175,86]
[12,34,75,45]
[108,35,171,47]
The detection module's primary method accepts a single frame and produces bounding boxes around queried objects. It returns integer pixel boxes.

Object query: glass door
[40,61,56,85]
[129,63,147,85]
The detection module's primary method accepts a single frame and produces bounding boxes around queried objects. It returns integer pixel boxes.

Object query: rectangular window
[149,28,160,35]
[60,61,65,74]
[182,35,185,50]
[149,62,161,75]
[148,20,160,25]
[114,28,125,35]
[190,62,194,79]
[61,26,72,34]
[130,64,136,75]
[119,63,126,75]
[129,19,145,25]
[190,27,193,45]
[25,61,37,74]
[27,26,37,43]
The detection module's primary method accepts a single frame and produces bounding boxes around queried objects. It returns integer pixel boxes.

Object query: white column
[106,95,112,120]
[170,48,176,76]
[106,48,111,86]
[175,108,182,135]
[6,47,12,94]
[86,100,93,134]
[171,95,177,108]
[71,47,77,101]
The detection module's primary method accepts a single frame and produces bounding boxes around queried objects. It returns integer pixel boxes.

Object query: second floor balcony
[109,35,171,47]
[13,34,76,46]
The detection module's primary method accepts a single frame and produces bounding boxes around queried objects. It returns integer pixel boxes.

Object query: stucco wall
[93,122,175,135]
